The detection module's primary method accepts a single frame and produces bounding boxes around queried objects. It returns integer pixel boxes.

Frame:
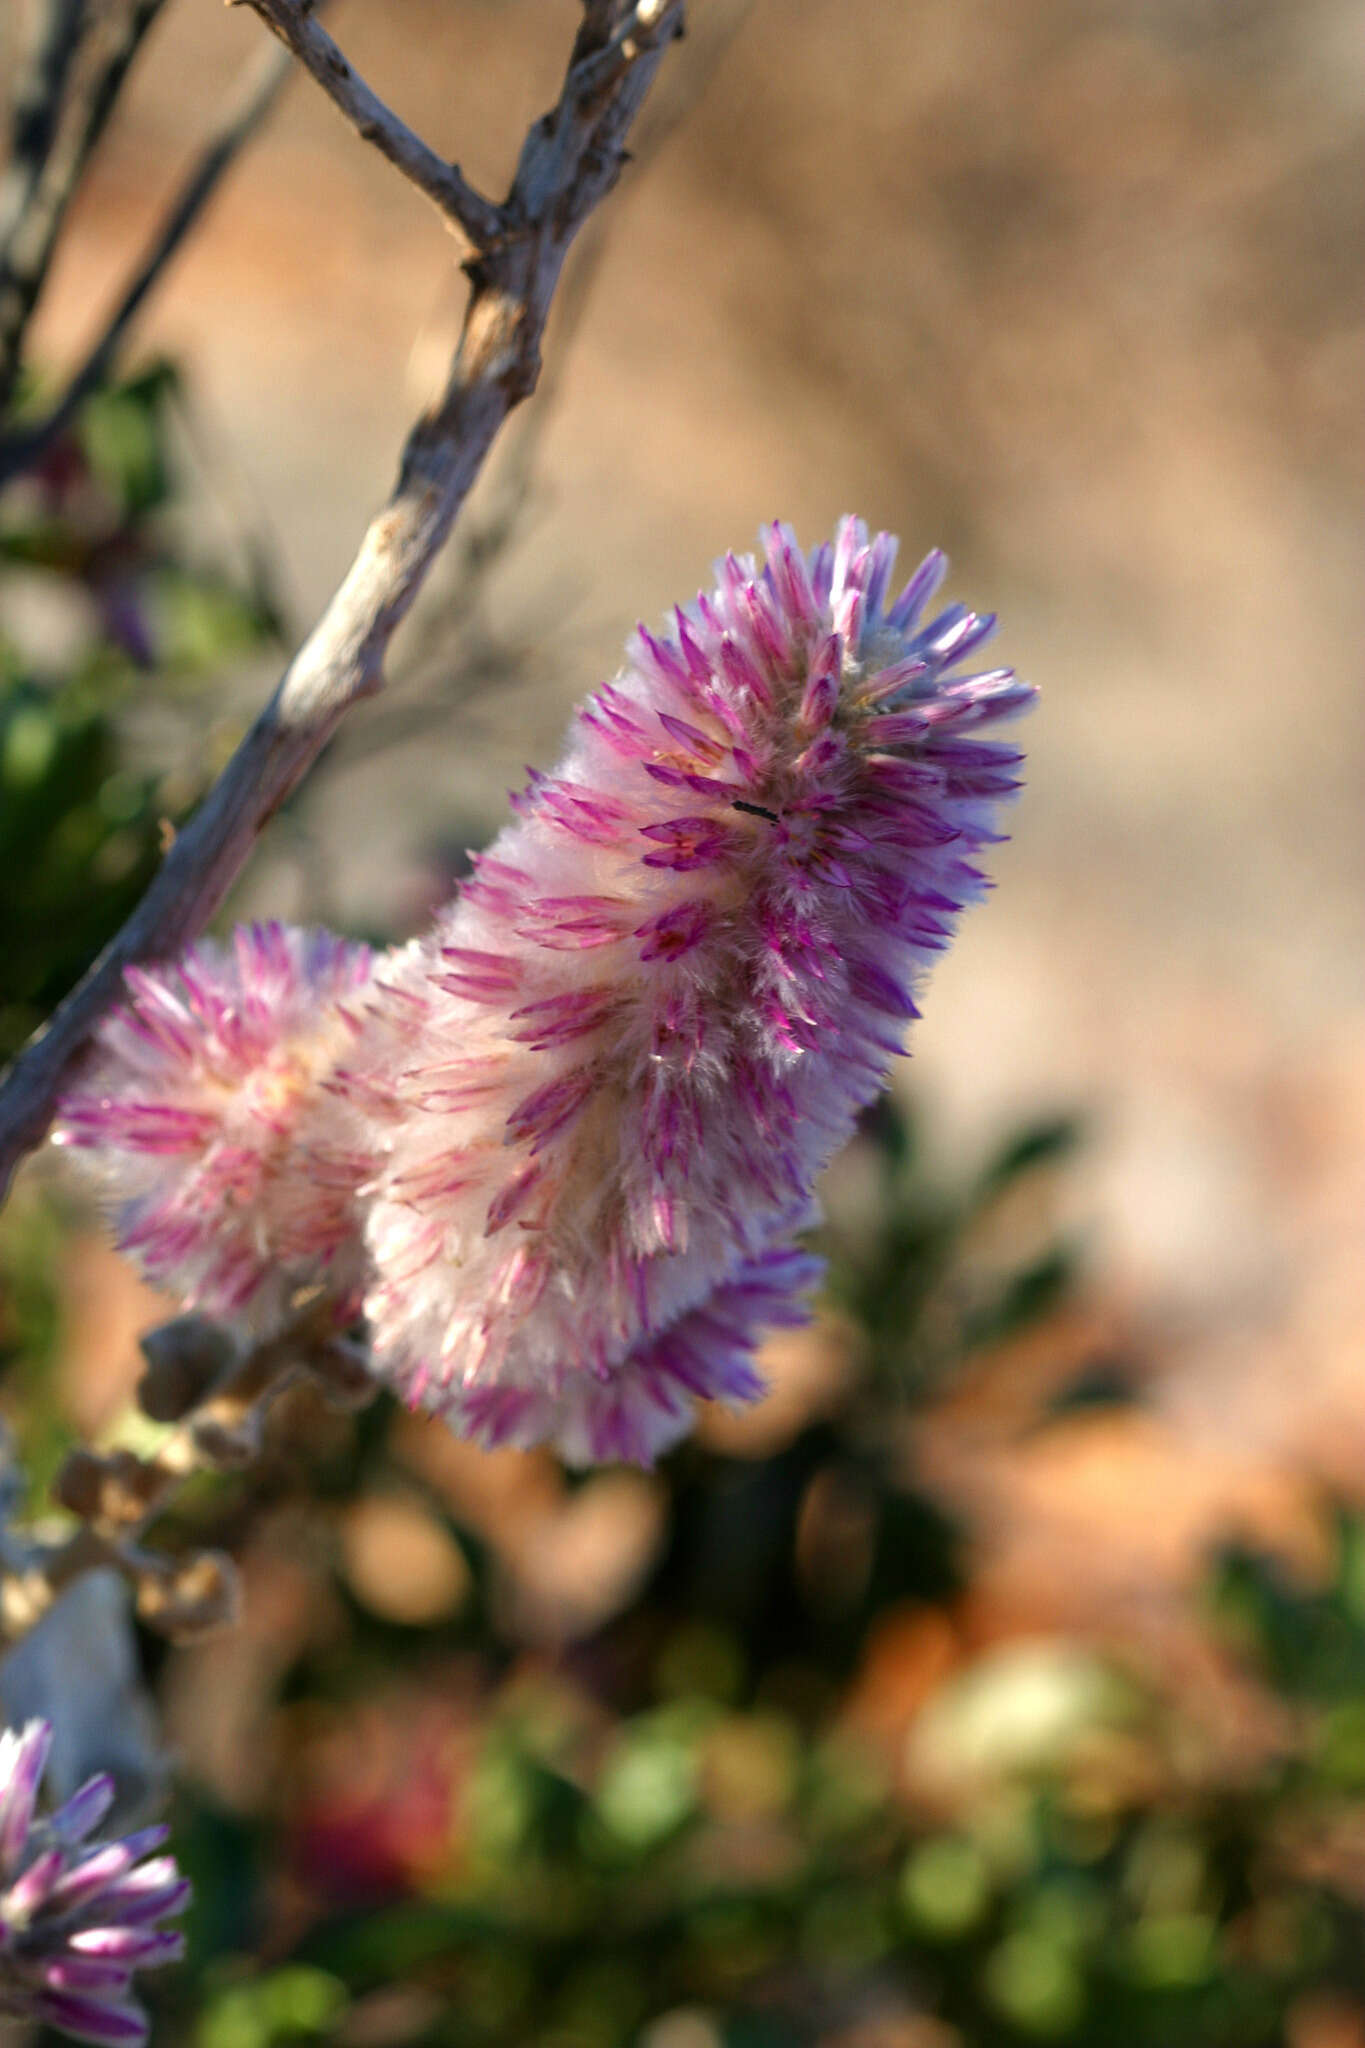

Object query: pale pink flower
[56,923,374,1329]
[348,517,1033,1463]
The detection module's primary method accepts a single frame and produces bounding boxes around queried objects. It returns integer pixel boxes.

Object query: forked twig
[234,0,501,253]
[0,0,685,1205]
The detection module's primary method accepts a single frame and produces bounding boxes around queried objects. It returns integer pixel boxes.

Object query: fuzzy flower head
[0,1720,189,2047]
[352,517,1034,1463]
[57,924,374,1329]
[53,519,1034,1468]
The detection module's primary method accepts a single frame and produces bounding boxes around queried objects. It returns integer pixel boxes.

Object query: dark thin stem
[0,36,300,488]
[0,0,166,416]
[234,0,502,253]
[0,0,89,265]
[0,0,685,1204]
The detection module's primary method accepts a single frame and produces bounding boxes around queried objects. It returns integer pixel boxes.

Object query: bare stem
[233,0,502,255]
[0,0,684,1206]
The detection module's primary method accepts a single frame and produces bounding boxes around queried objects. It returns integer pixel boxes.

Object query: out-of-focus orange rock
[57,1234,174,1435]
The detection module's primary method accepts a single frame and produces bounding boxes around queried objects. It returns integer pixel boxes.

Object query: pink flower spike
[344,519,1033,1462]
[636,900,713,963]
[505,1068,595,1151]
[658,710,726,763]
[798,635,842,733]
[673,611,712,686]
[55,925,375,1332]
[633,623,690,691]
[735,575,791,668]
[640,815,738,872]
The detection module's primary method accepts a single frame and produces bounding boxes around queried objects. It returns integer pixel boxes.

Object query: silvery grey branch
[0,0,685,1206]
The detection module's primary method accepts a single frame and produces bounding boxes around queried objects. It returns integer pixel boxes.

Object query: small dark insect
[732,799,779,824]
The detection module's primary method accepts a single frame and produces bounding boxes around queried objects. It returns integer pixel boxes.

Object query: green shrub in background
[124,1092,1365,2048]
[0,361,279,1505]
[0,362,278,1057]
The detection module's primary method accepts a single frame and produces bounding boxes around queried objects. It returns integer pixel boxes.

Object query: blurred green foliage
[0,356,281,1532]
[0,362,278,1057]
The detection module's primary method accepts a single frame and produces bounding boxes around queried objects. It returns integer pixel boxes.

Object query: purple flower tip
[0,1722,188,2047]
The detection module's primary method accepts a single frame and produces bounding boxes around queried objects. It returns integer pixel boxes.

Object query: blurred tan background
[16,0,1364,1553]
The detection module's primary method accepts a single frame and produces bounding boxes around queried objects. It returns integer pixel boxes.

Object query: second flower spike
[349,517,1034,1461]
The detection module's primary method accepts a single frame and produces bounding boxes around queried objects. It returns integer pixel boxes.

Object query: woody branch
[0,0,684,1207]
